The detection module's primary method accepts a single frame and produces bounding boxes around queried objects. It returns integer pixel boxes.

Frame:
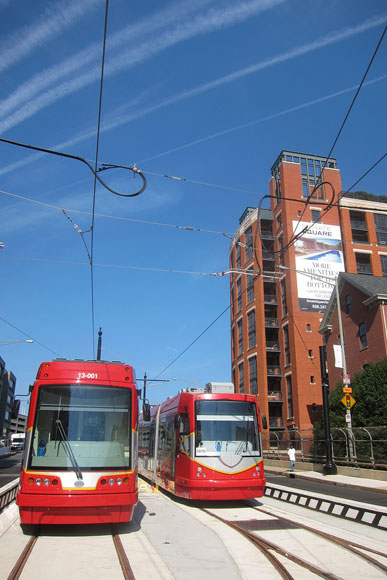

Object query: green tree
[329,357,387,427]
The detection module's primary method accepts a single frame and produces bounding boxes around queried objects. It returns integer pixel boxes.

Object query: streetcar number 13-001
[78,372,98,379]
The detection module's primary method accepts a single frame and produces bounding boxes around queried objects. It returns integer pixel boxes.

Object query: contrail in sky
[0,0,102,73]
[0,0,285,131]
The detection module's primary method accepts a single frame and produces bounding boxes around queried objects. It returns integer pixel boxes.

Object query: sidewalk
[265,464,387,494]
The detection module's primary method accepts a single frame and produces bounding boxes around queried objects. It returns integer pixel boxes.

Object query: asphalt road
[265,472,387,507]
[0,453,22,487]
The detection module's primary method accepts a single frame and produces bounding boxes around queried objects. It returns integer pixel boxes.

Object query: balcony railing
[265,318,279,328]
[267,365,282,377]
[264,294,278,305]
[260,230,274,240]
[356,264,373,274]
[266,341,280,351]
[268,390,283,402]
[262,250,275,261]
[350,219,368,230]
[269,416,284,429]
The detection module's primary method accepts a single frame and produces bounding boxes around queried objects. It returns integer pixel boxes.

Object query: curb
[264,484,387,530]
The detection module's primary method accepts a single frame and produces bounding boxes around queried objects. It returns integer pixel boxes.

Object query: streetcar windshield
[29,384,131,470]
[195,400,261,456]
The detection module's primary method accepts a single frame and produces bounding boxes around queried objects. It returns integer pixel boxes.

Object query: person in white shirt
[288,444,296,472]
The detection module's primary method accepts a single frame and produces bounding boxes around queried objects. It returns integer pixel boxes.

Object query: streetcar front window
[195,400,261,456]
[29,384,131,470]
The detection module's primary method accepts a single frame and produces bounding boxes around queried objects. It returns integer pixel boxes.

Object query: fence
[262,426,387,469]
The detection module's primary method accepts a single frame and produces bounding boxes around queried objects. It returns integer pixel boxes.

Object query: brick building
[320,273,387,388]
[229,151,387,435]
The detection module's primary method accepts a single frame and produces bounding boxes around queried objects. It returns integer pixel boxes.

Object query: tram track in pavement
[6,525,137,580]
[197,501,387,580]
[250,503,387,575]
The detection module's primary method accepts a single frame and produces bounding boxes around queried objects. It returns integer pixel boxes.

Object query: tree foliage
[328,357,387,427]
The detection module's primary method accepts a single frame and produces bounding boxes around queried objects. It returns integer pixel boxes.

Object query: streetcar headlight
[108,478,114,486]
[197,466,202,472]
[44,478,50,486]
[116,478,122,486]
[35,478,42,486]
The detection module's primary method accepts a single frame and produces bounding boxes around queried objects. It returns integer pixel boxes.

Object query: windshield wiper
[56,419,83,481]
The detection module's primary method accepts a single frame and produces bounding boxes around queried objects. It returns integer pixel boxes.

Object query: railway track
[198,501,387,580]
[6,526,136,580]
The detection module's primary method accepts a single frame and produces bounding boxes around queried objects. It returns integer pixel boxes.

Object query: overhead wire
[0,186,236,240]
[0,314,62,357]
[296,24,387,226]
[89,0,109,358]
[0,137,146,197]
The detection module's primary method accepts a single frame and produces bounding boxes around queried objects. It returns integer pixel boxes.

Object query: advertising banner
[293,221,345,312]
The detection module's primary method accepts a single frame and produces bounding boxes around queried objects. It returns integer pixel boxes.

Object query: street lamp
[0,339,34,345]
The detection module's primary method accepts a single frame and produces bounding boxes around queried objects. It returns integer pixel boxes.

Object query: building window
[237,319,243,355]
[237,278,242,312]
[350,211,369,244]
[300,156,325,200]
[359,322,368,349]
[306,324,311,332]
[236,243,241,268]
[247,272,255,303]
[311,209,320,223]
[245,226,253,261]
[374,213,387,246]
[249,357,257,395]
[278,235,284,266]
[248,310,256,349]
[308,349,313,358]
[310,376,315,384]
[355,253,372,275]
[232,326,236,360]
[281,279,287,315]
[381,255,387,277]
[283,325,290,365]
[239,362,244,393]
[276,213,282,230]
[345,294,352,315]
[286,375,293,418]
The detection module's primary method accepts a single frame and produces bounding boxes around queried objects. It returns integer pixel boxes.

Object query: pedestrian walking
[288,444,296,472]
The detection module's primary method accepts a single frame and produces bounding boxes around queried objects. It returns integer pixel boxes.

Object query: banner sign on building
[293,221,345,312]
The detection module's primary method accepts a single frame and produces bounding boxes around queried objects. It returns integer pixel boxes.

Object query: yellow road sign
[341,394,356,409]
[343,387,352,394]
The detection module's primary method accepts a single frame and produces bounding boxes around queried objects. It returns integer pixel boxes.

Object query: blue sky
[0,0,386,408]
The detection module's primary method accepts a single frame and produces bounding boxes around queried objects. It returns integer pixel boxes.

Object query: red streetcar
[138,383,265,500]
[17,359,138,525]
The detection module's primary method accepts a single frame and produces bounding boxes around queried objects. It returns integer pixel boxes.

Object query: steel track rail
[253,504,387,574]
[7,534,39,580]
[111,528,136,580]
[202,508,343,580]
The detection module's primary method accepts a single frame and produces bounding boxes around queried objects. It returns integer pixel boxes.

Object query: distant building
[229,151,387,435]
[10,413,27,435]
[0,356,17,440]
[319,273,387,388]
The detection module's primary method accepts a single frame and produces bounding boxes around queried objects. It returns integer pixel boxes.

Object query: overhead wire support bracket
[0,137,147,198]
